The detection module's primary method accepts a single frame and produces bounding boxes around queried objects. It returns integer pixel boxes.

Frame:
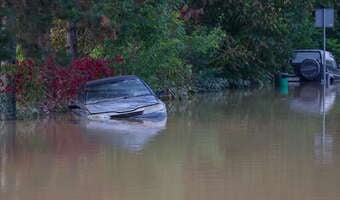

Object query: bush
[99,1,225,90]
[1,57,115,111]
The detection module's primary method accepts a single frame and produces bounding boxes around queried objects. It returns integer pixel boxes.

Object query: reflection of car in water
[80,116,167,152]
[69,75,167,120]
[289,83,336,114]
[289,83,336,164]
[314,133,333,165]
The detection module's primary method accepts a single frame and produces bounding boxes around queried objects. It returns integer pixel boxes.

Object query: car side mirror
[68,104,81,109]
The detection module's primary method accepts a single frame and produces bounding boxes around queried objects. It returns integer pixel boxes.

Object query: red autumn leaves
[114,56,124,63]
[43,57,114,110]
[1,56,120,111]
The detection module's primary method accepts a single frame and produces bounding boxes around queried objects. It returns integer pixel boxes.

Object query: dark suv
[291,49,340,83]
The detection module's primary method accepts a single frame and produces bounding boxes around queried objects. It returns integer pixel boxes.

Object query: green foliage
[89,46,105,59]
[324,1,340,61]
[183,0,339,83]
[184,26,226,79]
[3,0,340,95]
[198,0,303,80]
[0,26,11,60]
[15,0,54,59]
[0,6,13,61]
[328,38,340,62]
[54,0,82,22]
[16,45,25,62]
[55,50,73,66]
[99,1,225,90]
[50,19,67,51]
[116,4,187,89]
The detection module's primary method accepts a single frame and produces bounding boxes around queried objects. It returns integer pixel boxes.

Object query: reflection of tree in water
[0,116,170,200]
[0,116,101,197]
[160,88,338,200]
[2,87,340,199]
[1,116,99,157]
[167,89,266,118]
[161,88,322,166]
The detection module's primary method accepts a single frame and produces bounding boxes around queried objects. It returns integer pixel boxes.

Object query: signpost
[315,8,334,139]
[315,8,334,85]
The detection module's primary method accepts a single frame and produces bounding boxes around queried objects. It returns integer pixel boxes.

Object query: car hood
[85,95,159,114]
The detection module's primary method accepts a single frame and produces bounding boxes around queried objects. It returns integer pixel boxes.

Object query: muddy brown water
[2,83,340,200]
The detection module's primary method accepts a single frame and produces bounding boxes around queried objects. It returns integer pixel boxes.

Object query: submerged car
[68,75,166,120]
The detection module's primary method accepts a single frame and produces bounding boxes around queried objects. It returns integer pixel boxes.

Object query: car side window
[326,59,337,69]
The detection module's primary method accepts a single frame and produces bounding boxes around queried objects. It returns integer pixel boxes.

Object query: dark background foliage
[0,0,340,110]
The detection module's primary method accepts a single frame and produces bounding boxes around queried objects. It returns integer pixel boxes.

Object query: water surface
[1,83,340,200]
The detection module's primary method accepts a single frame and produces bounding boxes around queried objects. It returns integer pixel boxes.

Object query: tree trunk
[66,21,78,58]
[0,3,16,120]
[0,72,16,121]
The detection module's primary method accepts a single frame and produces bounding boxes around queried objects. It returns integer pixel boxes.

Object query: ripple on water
[1,84,340,199]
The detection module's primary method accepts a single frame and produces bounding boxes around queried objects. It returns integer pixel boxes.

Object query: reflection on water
[289,83,336,114]
[288,83,337,165]
[2,85,340,199]
[82,117,167,152]
[314,133,333,165]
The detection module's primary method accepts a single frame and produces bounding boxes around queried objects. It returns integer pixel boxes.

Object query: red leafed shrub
[114,56,124,63]
[2,57,115,111]
[44,57,115,110]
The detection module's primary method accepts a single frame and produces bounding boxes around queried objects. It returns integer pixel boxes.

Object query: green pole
[279,77,288,95]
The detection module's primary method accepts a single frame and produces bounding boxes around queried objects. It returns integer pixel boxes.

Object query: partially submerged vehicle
[69,75,166,120]
[291,49,340,83]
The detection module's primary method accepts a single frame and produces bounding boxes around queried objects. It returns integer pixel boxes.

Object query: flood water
[2,83,340,200]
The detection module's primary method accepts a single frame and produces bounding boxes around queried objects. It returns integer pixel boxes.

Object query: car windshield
[85,79,152,104]
[292,51,321,63]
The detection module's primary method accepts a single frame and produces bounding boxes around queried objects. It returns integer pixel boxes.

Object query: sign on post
[315,9,334,28]
[314,8,334,87]
[315,8,335,138]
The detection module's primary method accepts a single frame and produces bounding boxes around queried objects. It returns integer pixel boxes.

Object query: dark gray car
[291,49,340,83]
[69,75,167,120]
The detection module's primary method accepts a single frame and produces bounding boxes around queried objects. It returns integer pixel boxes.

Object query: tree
[178,0,332,82]
[14,0,54,60]
[0,1,16,120]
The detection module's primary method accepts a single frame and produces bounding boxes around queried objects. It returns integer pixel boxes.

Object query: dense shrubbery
[96,1,225,90]
[1,57,114,111]
[1,0,340,116]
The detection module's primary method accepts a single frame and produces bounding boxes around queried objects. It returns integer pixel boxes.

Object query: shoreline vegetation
[10,76,260,120]
[1,0,339,120]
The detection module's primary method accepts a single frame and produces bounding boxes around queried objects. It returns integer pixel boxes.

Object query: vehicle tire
[300,59,321,81]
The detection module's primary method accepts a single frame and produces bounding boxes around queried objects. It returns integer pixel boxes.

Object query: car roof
[85,75,140,87]
[294,49,333,54]
[294,49,323,52]
[293,49,335,60]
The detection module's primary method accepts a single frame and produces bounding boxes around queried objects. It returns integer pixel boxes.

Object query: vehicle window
[326,59,337,69]
[85,79,152,103]
[292,52,321,63]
